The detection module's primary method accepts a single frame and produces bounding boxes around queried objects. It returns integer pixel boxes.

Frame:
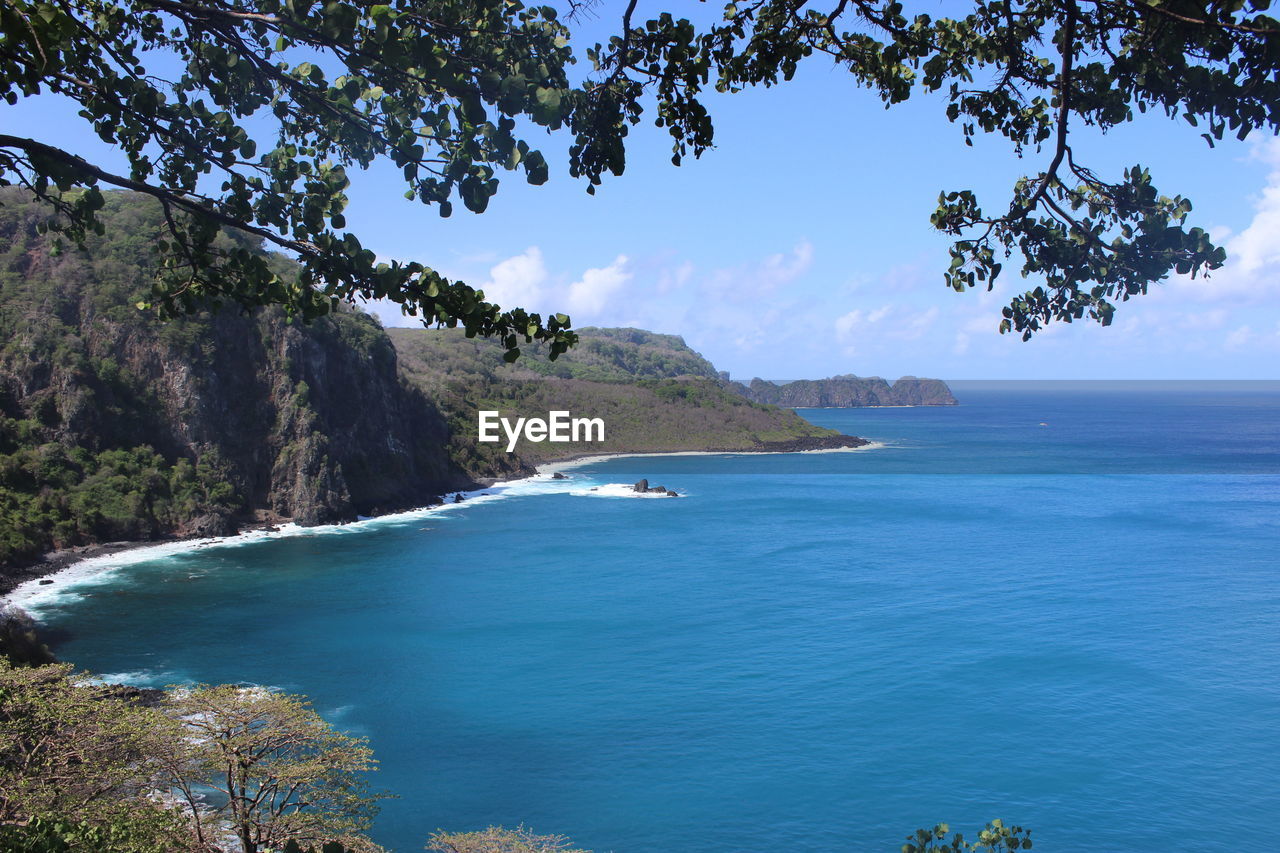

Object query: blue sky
[348,49,1279,381]
[11,12,1280,380]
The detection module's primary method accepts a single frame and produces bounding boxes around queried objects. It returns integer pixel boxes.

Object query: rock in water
[634,479,649,493]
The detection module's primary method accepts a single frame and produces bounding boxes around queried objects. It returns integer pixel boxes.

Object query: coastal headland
[0,191,947,595]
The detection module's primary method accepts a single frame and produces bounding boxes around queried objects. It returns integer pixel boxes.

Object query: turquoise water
[19,385,1280,852]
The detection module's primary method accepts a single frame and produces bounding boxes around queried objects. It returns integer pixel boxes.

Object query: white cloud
[1225,325,1255,350]
[952,311,998,355]
[361,297,416,328]
[480,247,548,311]
[1177,138,1280,302]
[759,241,814,291]
[833,305,893,355]
[657,260,694,294]
[707,240,815,301]
[890,305,940,341]
[1224,322,1280,352]
[567,255,632,319]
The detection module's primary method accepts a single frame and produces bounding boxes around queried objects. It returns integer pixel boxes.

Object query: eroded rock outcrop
[0,190,473,568]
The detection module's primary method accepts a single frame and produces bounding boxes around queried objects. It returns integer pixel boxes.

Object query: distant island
[734,376,957,407]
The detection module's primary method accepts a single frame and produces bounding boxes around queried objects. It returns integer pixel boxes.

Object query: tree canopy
[162,685,384,853]
[2,0,1276,349]
[0,660,387,852]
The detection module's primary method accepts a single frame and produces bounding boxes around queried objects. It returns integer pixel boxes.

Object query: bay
[20,383,1280,852]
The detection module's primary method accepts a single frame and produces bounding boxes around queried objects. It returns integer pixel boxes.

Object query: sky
[10,6,1280,380]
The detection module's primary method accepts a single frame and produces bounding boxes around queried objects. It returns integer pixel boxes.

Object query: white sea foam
[2,469,590,617]
[6,443,883,618]
[569,483,684,499]
[86,669,185,687]
[536,442,886,475]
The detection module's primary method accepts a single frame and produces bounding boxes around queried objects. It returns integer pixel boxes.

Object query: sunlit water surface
[19,384,1280,852]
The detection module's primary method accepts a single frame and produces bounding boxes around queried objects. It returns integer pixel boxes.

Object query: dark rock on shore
[183,512,240,539]
[93,683,166,708]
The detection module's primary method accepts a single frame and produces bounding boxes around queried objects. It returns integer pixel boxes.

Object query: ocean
[12,383,1280,852]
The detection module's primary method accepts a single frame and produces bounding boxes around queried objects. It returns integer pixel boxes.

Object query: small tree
[164,684,385,853]
[426,825,591,853]
[0,661,190,849]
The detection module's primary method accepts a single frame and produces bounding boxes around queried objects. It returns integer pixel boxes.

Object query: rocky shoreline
[0,524,295,598]
[1,432,868,599]
[0,540,211,598]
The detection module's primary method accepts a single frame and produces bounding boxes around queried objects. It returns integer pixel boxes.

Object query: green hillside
[389,328,859,469]
[0,189,467,574]
[0,189,864,574]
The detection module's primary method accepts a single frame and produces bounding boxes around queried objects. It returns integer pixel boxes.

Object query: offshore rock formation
[733,375,957,408]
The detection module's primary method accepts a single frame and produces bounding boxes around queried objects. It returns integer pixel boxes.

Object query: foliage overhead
[2,0,1271,344]
[0,0,580,359]
[576,0,1274,336]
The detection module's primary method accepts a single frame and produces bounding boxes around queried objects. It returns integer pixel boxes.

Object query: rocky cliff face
[884,377,957,406]
[0,190,470,567]
[734,375,957,407]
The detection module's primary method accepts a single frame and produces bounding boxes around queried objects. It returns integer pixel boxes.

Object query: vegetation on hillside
[737,376,957,408]
[0,190,247,565]
[389,327,852,470]
[0,189,468,571]
[491,327,724,383]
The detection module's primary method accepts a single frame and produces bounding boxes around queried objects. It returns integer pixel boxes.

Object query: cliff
[0,190,869,580]
[734,375,957,407]
[0,190,470,571]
